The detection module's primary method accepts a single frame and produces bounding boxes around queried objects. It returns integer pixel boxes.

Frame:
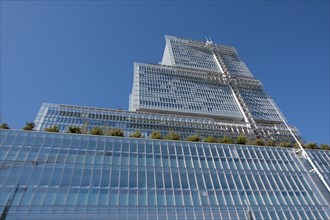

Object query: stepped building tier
[35,102,299,142]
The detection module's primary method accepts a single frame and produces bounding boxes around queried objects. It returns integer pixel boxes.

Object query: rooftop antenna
[205,36,213,45]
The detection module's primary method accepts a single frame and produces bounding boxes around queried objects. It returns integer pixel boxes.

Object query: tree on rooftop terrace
[249,138,265,146]
[218,136,234,144]
[150,131,163,139]
[265,139,276,147]
[0,123,10,129]
[279,141,293,148]
[44,126,59,132]
[23,122,35,131]
[68,126,82,134]
[236,135,247,145]
[106,128,124,137]
[186,134,201,142]
[203,136,217,143]
[320,144,330,151]
[90,126,104,136]
[293,142,306,148]
[305,142,318,149]
[164,131,181,141]
[130,131,143,138]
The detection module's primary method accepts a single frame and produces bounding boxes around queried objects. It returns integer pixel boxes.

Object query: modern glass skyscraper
[35,35,300,143]
[131,36,283,123]
[1,35,329,219]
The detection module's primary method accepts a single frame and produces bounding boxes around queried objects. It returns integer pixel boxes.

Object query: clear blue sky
[1,1,329,144]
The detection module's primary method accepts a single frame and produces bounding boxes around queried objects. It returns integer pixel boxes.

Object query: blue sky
[1,1,329,144]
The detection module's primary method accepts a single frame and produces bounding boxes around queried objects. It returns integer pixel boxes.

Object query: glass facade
[1,130,329,219]
[306,150,330,186]
[212,46,253,78]
[34,103,301,142]
[236,78,283,122]
[162,35,221,72]
[131,63,243,119]
[162,36,252,78]
[34,103,251,138]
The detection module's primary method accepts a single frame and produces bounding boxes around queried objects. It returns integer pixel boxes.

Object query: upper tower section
[161,35,222,73]
[130,63,244,121]
[162,35,253,78]
[131,35,287,125]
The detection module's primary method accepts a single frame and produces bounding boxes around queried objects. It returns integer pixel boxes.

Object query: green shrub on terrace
[236,135,247,145]
[23,122,35,131]
[150,131,163,139]
[90,126,104,135]
[186,135,201,142]
[249,138,265,146]
[106,128,124,137]
[279,141,293,148]
[305,142,318,149]
[203,136,217,143]
[0,123,10,129]
[266,139,276,147]
[130,131,143,138]
[218,136,234,144]
[320,144,330,150]
[164,132,181,141]
[68,126,82,134]
[44,126,59,132]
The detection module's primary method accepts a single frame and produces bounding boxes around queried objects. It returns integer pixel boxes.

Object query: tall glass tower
[35,35,300,142]
[1,35,329,219]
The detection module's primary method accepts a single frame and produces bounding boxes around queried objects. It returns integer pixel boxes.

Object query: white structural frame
[270,100,330,193]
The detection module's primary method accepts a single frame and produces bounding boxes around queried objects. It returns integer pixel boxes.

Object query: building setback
[1,36,329,219]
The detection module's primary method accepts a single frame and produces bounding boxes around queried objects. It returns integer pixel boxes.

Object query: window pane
[172,172,180,189]
[110,170,119,187]
[219,173,228,190]
[156,171,164,188]
[120,170,128,187]
[147,171,155,188]
[148,190,156,205]
[180,172,189,189]
[130,170,137,188]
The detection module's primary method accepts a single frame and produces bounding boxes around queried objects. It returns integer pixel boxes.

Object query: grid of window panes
[236,82,282,122]
[1,130,329,219]
[34,103,252,140]
[306,150,330,187]
[134,63,244,119]
[35,102,300,143]
[166,36,220,73]
[213,46,253,78]
[257,123,301,143]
